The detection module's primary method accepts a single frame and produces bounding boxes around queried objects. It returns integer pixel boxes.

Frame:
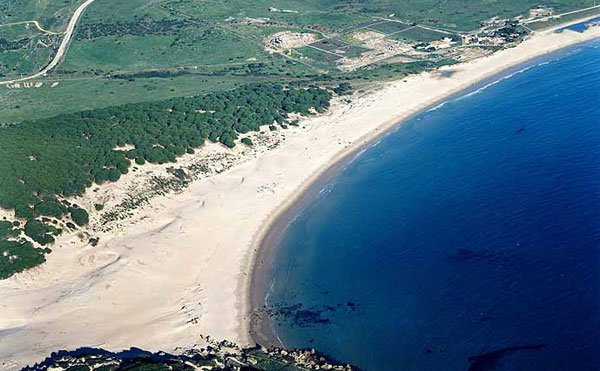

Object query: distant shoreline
[246,21,600,348]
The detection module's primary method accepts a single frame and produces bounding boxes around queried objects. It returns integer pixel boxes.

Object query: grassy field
[368,20,413,35]
[0,33,59,77]
[0,0,87,31]
[0,0,85,78]
[1,0,597,121]
[0,74,255,122]
[60,30,268,73]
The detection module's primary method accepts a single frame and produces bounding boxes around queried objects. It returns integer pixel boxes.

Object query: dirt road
[0,20,61,34]
[0,0,97,86]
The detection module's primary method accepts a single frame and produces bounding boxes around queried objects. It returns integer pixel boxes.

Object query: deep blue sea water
[262,39,600,370]
[557,17,600,33]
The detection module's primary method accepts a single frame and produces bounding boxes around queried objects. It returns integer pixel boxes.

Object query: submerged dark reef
[467,344,546,371]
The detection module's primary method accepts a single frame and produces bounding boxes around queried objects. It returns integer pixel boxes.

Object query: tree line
[75,19,190,40]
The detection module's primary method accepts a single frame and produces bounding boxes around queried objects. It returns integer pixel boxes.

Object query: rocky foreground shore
[23,337,356,371]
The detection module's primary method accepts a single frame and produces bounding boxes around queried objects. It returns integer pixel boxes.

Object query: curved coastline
[245,23,600,348]
[1,15,599,371]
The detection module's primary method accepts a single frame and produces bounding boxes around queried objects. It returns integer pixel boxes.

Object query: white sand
[1,24,599,369]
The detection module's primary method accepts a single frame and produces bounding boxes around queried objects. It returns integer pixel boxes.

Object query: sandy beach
[1,21,599,370]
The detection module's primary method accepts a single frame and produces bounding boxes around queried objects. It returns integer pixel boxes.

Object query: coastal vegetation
[0,83,331,279]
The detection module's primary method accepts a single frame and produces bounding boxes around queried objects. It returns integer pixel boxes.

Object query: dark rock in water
[260,301,361,328]
[467,344,545,371]
[295,309,331,326]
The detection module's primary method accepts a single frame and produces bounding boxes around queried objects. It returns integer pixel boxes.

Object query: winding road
[0,20,61,35]
[0,0,96,86]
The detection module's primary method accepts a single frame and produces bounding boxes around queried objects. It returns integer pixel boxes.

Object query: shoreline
[0,17,599,370]
[245,25,600,348]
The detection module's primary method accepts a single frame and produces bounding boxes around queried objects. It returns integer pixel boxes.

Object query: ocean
[257,38,600,370]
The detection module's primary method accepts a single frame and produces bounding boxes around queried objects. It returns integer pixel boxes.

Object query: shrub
[70,207,89,226]
[15,204,34,220]
[34,200,66,218]
[108,168,121,182]
[24,220,56,245]
[0,240,46,280]
[333,82,352,95]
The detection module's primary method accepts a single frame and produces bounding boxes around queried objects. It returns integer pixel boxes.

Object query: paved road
[0,0,97,86]
[524,4,600,24]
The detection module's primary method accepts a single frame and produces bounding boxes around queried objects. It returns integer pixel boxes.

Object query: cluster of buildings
[460,7,554,47]
[462,18,526,46]
[528,6,554,20]
[413,37,456,51]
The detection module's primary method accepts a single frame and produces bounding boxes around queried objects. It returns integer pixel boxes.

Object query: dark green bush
[0,239,46,280]
[15,204,34,220]
[34,200,66,218]
[333,82,353,95]
[24,220,56,245]
[70,207,89,227]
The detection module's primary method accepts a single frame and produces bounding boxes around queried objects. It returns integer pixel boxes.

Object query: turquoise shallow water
[261,39,600,370]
